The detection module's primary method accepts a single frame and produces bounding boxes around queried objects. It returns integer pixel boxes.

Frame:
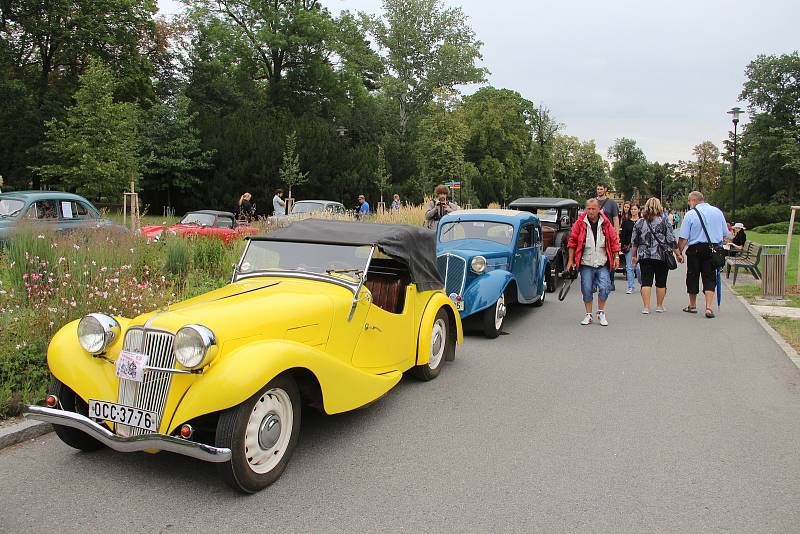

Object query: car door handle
[364,323,382,332]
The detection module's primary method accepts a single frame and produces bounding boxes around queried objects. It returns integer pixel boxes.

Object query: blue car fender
[461,269,514,318]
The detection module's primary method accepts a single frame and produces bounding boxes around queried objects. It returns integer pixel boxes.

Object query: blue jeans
[579,265,613,303]
[624,249,641,290]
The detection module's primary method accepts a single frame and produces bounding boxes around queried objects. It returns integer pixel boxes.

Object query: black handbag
[645,218,678,270]
[693,208,727,269]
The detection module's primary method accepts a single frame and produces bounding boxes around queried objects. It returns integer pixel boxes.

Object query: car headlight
[471,256,487,273]
[174,325,217,369]
[77,313,120,354]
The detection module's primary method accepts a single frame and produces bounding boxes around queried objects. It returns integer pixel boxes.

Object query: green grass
[748,231,799,288]
[732,284,800,308]
[765,317,800,353]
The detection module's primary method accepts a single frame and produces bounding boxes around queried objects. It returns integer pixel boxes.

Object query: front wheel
[216,375,301,493]
[412,309,453,380]
[49,379,104,452]
[481,294,506,339]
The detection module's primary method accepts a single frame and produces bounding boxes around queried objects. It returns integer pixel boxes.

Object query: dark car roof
[257,219,442,292]
[509,197,580,209]
[0,190,92,202]
[187,210,235,218]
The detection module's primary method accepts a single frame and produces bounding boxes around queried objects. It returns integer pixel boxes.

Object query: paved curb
[726,280,800,369]
[0,418,52,451]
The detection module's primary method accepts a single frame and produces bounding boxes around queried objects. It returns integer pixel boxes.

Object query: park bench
[725,240,762,285]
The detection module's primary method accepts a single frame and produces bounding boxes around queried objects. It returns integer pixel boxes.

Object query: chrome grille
[117,328,175,436]
[436,254,467,296]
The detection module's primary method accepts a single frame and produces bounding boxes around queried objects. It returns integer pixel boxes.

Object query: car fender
[461,269,513,318]
[168,339,403,431]
[416,292,463,366]
[47,318,132,406]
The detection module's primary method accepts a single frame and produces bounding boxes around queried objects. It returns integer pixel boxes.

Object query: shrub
[750,222,800,234]
[726,204,792,229]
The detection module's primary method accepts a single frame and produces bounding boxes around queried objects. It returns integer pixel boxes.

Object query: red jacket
[567,211,621,271]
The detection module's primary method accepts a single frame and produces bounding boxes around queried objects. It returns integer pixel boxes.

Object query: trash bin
[761,245,787,300]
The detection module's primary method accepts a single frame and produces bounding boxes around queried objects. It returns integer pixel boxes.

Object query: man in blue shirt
[677,191,730,318]
[357,194,370,220]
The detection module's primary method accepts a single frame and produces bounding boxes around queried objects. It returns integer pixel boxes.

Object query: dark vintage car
[508,197,580,284]
[0,190,124,242]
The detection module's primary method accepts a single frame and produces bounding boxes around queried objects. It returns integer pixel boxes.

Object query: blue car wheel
[481,294,507,339]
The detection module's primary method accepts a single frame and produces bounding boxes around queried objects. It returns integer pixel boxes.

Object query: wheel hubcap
[495,295,506,330]
[244,388,293,474]
[429,318,447,369]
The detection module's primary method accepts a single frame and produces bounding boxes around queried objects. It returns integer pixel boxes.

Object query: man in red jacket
[565,198,621,326]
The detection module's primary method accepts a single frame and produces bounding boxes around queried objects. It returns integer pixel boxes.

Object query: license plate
[456,300,464,311]
[115,350,149,383]
[88,400,158,432]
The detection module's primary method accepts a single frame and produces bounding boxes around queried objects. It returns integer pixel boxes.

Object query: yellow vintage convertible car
[24,219,462,492]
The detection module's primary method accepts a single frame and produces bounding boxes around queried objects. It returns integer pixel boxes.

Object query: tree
[33,60,140,200]
[608,138,648,199]
[364,0,487,137]
[552,135,605,201]
[691,141,721,192]
[461,87,533,204]
[527,105,560,194]
[415,91,467,197]
[279,131,308,201]
[734,52,800,204]
[375,145,392,206]
[139,93,215,208]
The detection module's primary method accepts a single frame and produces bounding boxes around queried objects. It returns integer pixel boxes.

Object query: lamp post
[727,106,743,221]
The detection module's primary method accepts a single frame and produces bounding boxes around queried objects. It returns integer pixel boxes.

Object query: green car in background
[0,190,126,242]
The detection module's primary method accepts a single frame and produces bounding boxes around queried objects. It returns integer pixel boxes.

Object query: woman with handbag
[631,197,682,314]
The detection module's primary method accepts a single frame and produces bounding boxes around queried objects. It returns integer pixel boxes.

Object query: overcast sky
[157,0,798,162]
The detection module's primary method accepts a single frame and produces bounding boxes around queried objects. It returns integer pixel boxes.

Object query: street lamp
[727,106,744,221]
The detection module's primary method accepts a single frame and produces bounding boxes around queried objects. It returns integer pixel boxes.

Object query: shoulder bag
[693,208,727,269]
[645,218,677,270]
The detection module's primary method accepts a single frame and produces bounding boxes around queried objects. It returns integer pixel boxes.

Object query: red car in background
[139,210,259,244]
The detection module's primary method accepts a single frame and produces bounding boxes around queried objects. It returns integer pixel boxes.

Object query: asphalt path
[3,264,800,533]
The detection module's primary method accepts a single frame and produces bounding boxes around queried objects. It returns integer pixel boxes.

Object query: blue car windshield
[439,221,514,245]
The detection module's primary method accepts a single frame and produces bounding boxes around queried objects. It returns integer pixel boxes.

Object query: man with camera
[425,184,460,229]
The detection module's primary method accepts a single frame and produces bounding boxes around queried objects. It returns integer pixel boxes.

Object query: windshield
[238,241,372,283]
[180,213,216,226]
[439,221,514,245]
[291,202,324,214]
[0,198,25,218]
[535,208,558,223]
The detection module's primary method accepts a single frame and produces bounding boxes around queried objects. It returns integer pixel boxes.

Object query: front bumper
[23,405,232,463]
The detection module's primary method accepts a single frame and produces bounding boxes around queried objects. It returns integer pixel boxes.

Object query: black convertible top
[259,219,442,291]
[509,197,579,209]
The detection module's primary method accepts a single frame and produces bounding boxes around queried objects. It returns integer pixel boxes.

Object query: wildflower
[37,234,45,239]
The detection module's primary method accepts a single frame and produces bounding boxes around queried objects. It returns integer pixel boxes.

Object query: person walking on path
[631,197,681,314]
[391,194,402,210]
[425,184,460,229]
[566,198,621,326]
[621,203,641,294]
[357,194,370,220]
[596,182,620,234]
[272,189,286,217]
[676,191,730,318]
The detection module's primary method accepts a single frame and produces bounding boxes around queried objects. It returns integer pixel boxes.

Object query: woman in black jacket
[621,203,641,294]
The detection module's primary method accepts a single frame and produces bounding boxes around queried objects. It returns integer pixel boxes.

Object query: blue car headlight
[471,256,487,273]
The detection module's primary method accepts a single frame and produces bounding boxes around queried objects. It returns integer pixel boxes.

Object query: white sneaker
[580,313,593,325]
[597,312,609,326]
[642,308,650,314]
[656,306,665,313]
[626,288,634,294]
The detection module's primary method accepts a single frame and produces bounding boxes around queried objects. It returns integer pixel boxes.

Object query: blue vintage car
[435,209,551,338]
[0,191,124,243]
